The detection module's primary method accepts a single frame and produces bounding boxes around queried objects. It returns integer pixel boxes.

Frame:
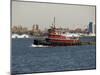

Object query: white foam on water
[30,44,50,48]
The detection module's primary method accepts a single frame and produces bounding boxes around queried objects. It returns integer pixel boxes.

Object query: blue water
[11,38,96,74]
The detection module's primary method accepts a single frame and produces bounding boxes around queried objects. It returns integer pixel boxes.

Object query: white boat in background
[12,34,29,38]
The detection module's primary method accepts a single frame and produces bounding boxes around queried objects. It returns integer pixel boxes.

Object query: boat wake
[31,44,51,48]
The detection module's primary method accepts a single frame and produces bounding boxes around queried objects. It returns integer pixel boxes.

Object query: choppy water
[11,37,96,74]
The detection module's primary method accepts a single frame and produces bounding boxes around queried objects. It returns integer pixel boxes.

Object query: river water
[11,37,96,74]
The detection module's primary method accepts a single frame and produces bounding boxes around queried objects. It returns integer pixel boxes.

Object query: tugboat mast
[52,17,56,28]
[53,17,55,28]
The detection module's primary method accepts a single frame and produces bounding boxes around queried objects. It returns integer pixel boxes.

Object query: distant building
[88,22,93,33]
[12,25,28,34]
[93,24,96,34]
[31,24,41,35]
[74,28,82,33]
[36,24,39,30]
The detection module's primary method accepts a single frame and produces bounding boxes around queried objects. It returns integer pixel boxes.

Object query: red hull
[49,39,80,44]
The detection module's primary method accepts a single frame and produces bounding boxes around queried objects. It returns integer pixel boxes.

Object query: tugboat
[33,17,80,47]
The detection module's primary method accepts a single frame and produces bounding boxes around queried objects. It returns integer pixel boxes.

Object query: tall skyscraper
[88,22,93,33]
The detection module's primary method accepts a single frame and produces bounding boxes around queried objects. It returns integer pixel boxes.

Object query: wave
[30,44,51,48]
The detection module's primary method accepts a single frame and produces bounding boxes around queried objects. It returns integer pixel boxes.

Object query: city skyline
[12,1,96,30]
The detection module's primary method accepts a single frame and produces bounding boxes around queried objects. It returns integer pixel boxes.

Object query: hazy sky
[12,1,96,30]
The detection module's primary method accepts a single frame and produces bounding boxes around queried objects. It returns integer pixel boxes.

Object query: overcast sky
[12,1,96,30]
